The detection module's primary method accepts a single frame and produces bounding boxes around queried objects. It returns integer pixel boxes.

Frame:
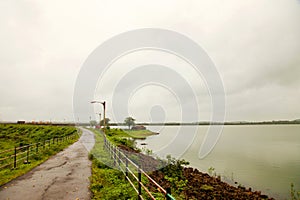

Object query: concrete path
[0,127,95,200]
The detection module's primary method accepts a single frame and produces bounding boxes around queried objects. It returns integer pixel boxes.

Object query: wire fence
[0,134,77,170]
[102,132,175,200]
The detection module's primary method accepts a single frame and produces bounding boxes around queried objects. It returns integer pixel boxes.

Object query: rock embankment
[150,167,274,200]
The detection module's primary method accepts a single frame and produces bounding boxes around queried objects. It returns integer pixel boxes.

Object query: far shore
[109,120,300,126]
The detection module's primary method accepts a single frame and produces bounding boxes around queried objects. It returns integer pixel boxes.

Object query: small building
[131,125,146,130]
[17,120,25,124]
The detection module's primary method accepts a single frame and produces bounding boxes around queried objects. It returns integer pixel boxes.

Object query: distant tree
[90,120,97,127]
[100,118,110,126]
[124,117,135,129]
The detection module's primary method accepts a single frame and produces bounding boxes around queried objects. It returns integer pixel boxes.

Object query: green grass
[124,129,157,139]
[0,124,77,150]
[89,128,169,199]
[0,124,78,186]
[104,128,157,150]
[88,129,137,199]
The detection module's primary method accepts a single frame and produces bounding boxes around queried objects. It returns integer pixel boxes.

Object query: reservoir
[136,125,300,199]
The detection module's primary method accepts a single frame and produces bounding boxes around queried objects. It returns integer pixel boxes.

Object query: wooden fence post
[14,146,17,168]
[26,145,29,163]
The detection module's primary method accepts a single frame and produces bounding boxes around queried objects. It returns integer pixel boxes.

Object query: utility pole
[91,100,106,132]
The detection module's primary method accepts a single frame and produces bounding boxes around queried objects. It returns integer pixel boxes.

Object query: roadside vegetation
[0,124,79,186]
[88,128,136,199]
[89,128,187,199]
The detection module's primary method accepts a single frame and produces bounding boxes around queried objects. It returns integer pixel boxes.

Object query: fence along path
[0,128,93,200]
[0,133,77,170]
[101,131,175,200]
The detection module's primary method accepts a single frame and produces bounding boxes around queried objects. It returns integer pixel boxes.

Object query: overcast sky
[0,0,300,122]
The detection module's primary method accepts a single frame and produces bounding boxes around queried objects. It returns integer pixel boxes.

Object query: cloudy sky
[0,0,300,123]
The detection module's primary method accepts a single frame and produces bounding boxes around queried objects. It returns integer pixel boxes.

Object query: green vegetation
[90,120,97,127]
[0,124,78,186]
[90,128,191,199]
[0,124,77,150]
[104,128,156,148]
[208,166,216,177]
[90,129,189,199]
[104,128,136,149]
[159,155,189,199]
[291,183,300,200]
[125,129,157,139]
[200,184,214,191]
[88,129,136,199]
[124,117,135,129]
[100,118,110,126]
[89,128,175,199]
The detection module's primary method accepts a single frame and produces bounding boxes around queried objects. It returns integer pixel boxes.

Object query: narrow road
[0,127,95,200]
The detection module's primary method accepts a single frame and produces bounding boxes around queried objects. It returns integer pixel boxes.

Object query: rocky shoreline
[151,167,274,200]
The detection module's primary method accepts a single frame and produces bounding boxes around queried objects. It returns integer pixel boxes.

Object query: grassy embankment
[0,124,79,186]
[89,128,169,199]
[88,128,136,199]
[123,129,158,139]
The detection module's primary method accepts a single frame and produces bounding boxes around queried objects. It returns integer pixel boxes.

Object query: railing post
[118,149,121,168]
[125,158,128,180]
[138,165,142,200]
[113,146,116,166]
[166,188,172,200]
[109,143,112,159]
[14,146,17,168]
[26,145,29,163]
[103,136,106,150]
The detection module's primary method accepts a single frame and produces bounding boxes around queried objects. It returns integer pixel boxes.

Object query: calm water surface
[136,125,300,199]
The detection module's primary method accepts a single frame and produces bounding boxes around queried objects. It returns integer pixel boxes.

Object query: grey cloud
[1,0,300,121]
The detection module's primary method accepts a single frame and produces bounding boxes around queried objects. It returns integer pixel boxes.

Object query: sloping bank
[89,128,274,200]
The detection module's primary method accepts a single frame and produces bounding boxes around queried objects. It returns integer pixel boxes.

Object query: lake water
[136,125,300,199]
